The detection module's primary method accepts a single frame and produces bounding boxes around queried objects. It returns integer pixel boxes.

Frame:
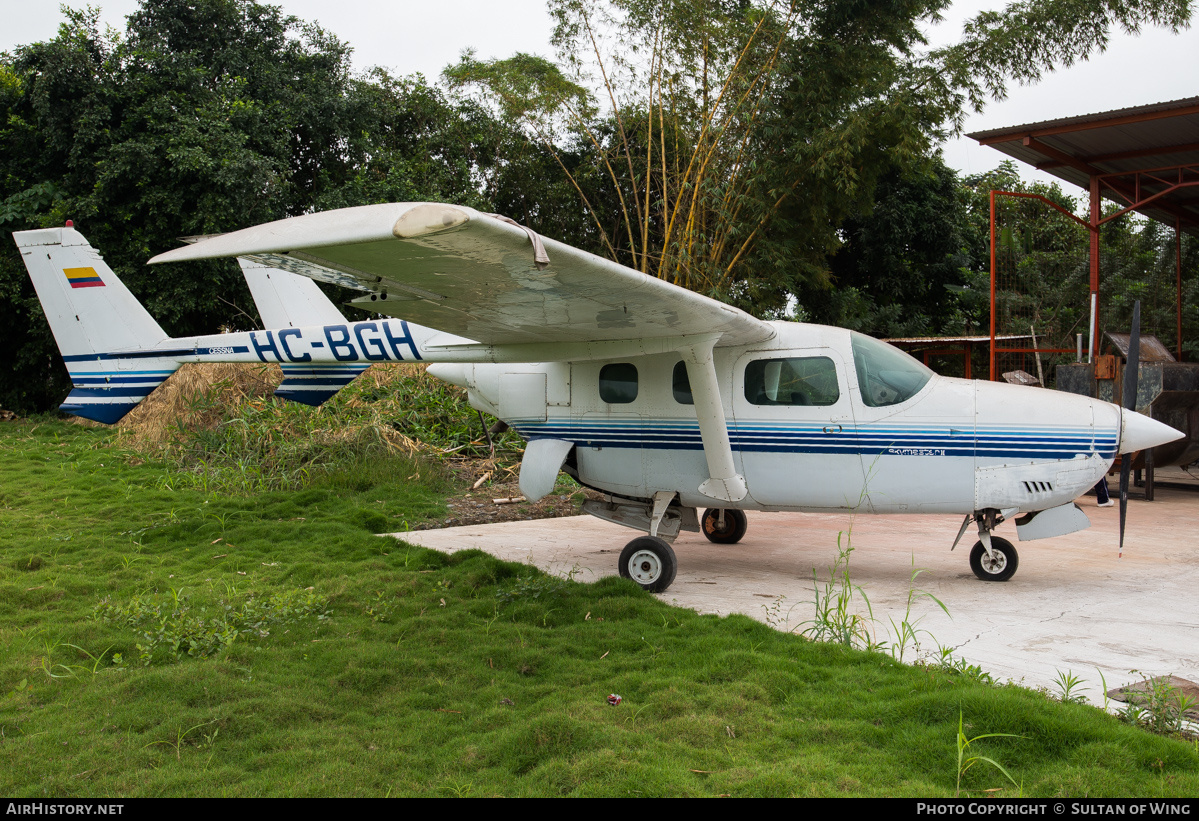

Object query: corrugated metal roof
[885,334,1032,344]
[1104,332,1177,362]
[967,97,1199,235]
[969,97,1199,142]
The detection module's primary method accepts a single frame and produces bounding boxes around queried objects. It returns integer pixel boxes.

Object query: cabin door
[731,348,865,510]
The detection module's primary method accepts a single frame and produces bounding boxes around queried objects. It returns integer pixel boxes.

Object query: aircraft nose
[1119,408,1184,454]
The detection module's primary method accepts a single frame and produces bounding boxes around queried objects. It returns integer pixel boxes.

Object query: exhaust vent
[1022,481,1054,494]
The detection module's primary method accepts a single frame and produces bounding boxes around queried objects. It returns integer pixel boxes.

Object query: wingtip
[392,204,471,238]
[148,245,197,265]
[148,203,471,265]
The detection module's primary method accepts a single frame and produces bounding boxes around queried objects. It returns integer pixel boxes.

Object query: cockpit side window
[599,362,638,404]
[744,357,839,406]
[850,332,933,408]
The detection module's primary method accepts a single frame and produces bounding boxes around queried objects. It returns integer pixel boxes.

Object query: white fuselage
[433,322,1119,516]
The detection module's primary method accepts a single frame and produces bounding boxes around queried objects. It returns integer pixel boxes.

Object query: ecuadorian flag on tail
[64,267,105,288]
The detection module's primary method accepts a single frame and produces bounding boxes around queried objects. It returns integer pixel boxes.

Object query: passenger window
[599,363,638,404]
[744,357,839,406]
[672,361,693,405]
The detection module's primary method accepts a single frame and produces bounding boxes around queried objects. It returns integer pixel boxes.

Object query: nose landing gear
[969,536,1018,581]
[954,510,1020,582]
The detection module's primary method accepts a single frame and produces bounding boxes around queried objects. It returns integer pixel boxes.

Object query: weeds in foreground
[3,678,28,702]
[956,710,1025,797]
[144,718,222,762]
[1053,670,1089,705]
[60,643,116,677]
[799,539,1192,746]
[1117,672,1198,737]
[365,591,398,623]
[801,530,877,650]
[1097,668,1112,712]
[888,555,950,664]
[93,588,331,665]
[802,536,952,666]
[496,574,569,604]
[797,530,1198,757]
[937,651,997,685]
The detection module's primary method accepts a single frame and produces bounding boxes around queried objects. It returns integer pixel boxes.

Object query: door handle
[823,424,842,434]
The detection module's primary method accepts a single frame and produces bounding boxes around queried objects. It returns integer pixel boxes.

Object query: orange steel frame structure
[988,181,1188,381]
[988,190,1089,381]
[978,101,1197,380]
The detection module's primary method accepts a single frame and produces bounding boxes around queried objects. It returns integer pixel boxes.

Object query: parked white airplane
[14,205,1183,592]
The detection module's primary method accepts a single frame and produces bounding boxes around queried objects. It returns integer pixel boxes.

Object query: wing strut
[680,338,747,503]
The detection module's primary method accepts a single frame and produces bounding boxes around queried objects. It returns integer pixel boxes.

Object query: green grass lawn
[1,418,1196,797]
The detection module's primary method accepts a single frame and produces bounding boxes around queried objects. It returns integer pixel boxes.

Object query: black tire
[969,537,1019,582]
[700,505,743,544]
[618,536,678,593]
[701,508,748,544]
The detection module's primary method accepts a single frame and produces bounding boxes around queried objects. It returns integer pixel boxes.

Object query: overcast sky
[3,0,1196,199]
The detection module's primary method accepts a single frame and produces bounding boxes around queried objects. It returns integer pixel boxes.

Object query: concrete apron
[389,488,1199,702]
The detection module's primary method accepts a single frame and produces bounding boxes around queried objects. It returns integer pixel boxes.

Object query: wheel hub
[980,550,1007,574]
[627,550,662,584]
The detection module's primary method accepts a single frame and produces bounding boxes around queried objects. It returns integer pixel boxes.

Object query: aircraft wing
[150,203,774,348]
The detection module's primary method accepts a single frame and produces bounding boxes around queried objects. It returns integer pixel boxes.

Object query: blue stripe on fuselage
[61,348,248,362]
[506,419,1116,460]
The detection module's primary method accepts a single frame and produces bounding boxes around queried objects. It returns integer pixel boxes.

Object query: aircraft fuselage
[431,321,1119,517]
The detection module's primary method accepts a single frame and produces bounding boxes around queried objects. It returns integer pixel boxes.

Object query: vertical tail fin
[238,257,348,328]
[14,226,181,423]
[238,258,367,406]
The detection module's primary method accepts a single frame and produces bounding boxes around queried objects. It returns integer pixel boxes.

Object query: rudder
[14,225,180,423]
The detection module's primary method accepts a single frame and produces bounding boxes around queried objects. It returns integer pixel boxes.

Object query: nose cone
[1119,408,1184,454]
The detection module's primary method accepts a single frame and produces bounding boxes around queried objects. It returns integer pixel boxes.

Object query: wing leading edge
[149,203,774,349]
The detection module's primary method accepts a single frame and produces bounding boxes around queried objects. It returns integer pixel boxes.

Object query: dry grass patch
[87,362,511,494]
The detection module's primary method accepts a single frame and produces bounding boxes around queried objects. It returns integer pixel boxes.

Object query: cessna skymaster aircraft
[15,203,1183,592]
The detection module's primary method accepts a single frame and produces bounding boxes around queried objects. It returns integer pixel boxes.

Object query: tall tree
[447,0,1192,316]
[0,2,364,410]
[801,158,970,338]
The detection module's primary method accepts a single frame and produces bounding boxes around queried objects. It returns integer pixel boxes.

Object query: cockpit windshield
[849,332,933,408]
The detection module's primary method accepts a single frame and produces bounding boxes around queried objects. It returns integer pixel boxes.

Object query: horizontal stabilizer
[58,372,177,424]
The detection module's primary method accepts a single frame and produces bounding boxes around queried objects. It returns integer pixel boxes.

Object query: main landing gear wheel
[969,537,1019,582]
[701,508,748,544]
[618,536,677,593]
